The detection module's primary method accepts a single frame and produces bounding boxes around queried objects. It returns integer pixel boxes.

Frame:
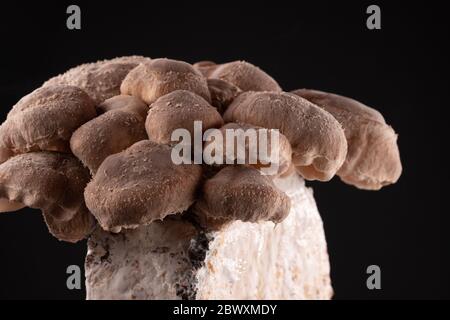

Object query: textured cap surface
[209,61,282,92]
[224,91,348,181]
[43,56,151,104]
[0,85,96,163]
[292,89,402,190]
[84,140,203,232]
[71,95,148,173]
[145,90,223,145]
[203,122,292,176]
[195,166,291,223]
[121,58,211,105]
[0,152,94,242]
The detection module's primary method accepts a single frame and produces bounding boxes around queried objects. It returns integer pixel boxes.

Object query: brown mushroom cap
[195,166,291,223]
[84,140,203,232]
[208,61,282,92]
[96,94,148,116]
[203,122,292,176]
[120,58,211,105]
[0,85,97,164]
[224,91,348,181]
[43,56,151,104]
[193,60,218,78]
[70,95,149,174]
[0,152,94,242]
[292,89,402,190]
[145,90,223,145]
[44,205,95,243]
[206,78,242,114]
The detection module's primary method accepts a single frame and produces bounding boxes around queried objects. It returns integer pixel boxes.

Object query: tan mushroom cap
[120,58,211,105]
[0,85,96,164]
[206,78,242,114]
[145,90,223,145]
[70,95,149,174]
[224,91,348,181]
[207,61,282,92]
[96,94,148,115]
[44,205,95,243]
[43,56,151,104]
[195,166,291,223]
[292,89,402,190]
[193,61,218,77]
[0,152,95,242]
[84,140,203,232]
[204,122,292,176]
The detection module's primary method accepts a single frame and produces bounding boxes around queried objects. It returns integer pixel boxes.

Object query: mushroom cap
[145,90,223,145]
[195,166,291,223]
[44,205,95,243]
[120,58,211,105]
[0,152,94,242]
[96,94,148,117]
[203,122,292,176]
[193,60,218,77]
[70,95,148,174]
[208,61,282,92]
[0,85,97,164]
[84,140,203,232]
[224,91,348,181]
[43,56,151,104]
[292,89,402,190]
[206,78,242,114]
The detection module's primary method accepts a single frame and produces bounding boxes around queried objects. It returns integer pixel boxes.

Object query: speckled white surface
[85,219,198,300]
[85,173,333,300]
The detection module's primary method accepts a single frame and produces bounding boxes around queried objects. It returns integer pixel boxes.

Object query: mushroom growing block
[85,172,333,300]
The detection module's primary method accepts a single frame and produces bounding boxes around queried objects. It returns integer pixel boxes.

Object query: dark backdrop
[0,1,448,299]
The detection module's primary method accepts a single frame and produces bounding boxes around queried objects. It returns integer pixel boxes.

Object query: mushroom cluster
[0,57,402,242]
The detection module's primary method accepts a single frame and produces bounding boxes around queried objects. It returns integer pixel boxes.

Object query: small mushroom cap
[193,60,218,77]
[96,94,148,117]
[195,166,291,223]
[43,56,151,104]
[0,152,94,242]
[44,205,95,243]
[70,95,149,173]
[206,78,242,114]
[224,91,348,181]
[84,140,203,232]
[203,122,292,176]
[145,90,224,145]
[208,61,282,92]
[0,85,97,164]
[120,58,211,105]
[292,89,402,190]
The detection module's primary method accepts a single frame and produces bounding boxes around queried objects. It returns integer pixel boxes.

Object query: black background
[0,1,448,300]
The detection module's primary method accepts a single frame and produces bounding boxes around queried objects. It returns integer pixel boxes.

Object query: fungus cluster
[0,56,402,243]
